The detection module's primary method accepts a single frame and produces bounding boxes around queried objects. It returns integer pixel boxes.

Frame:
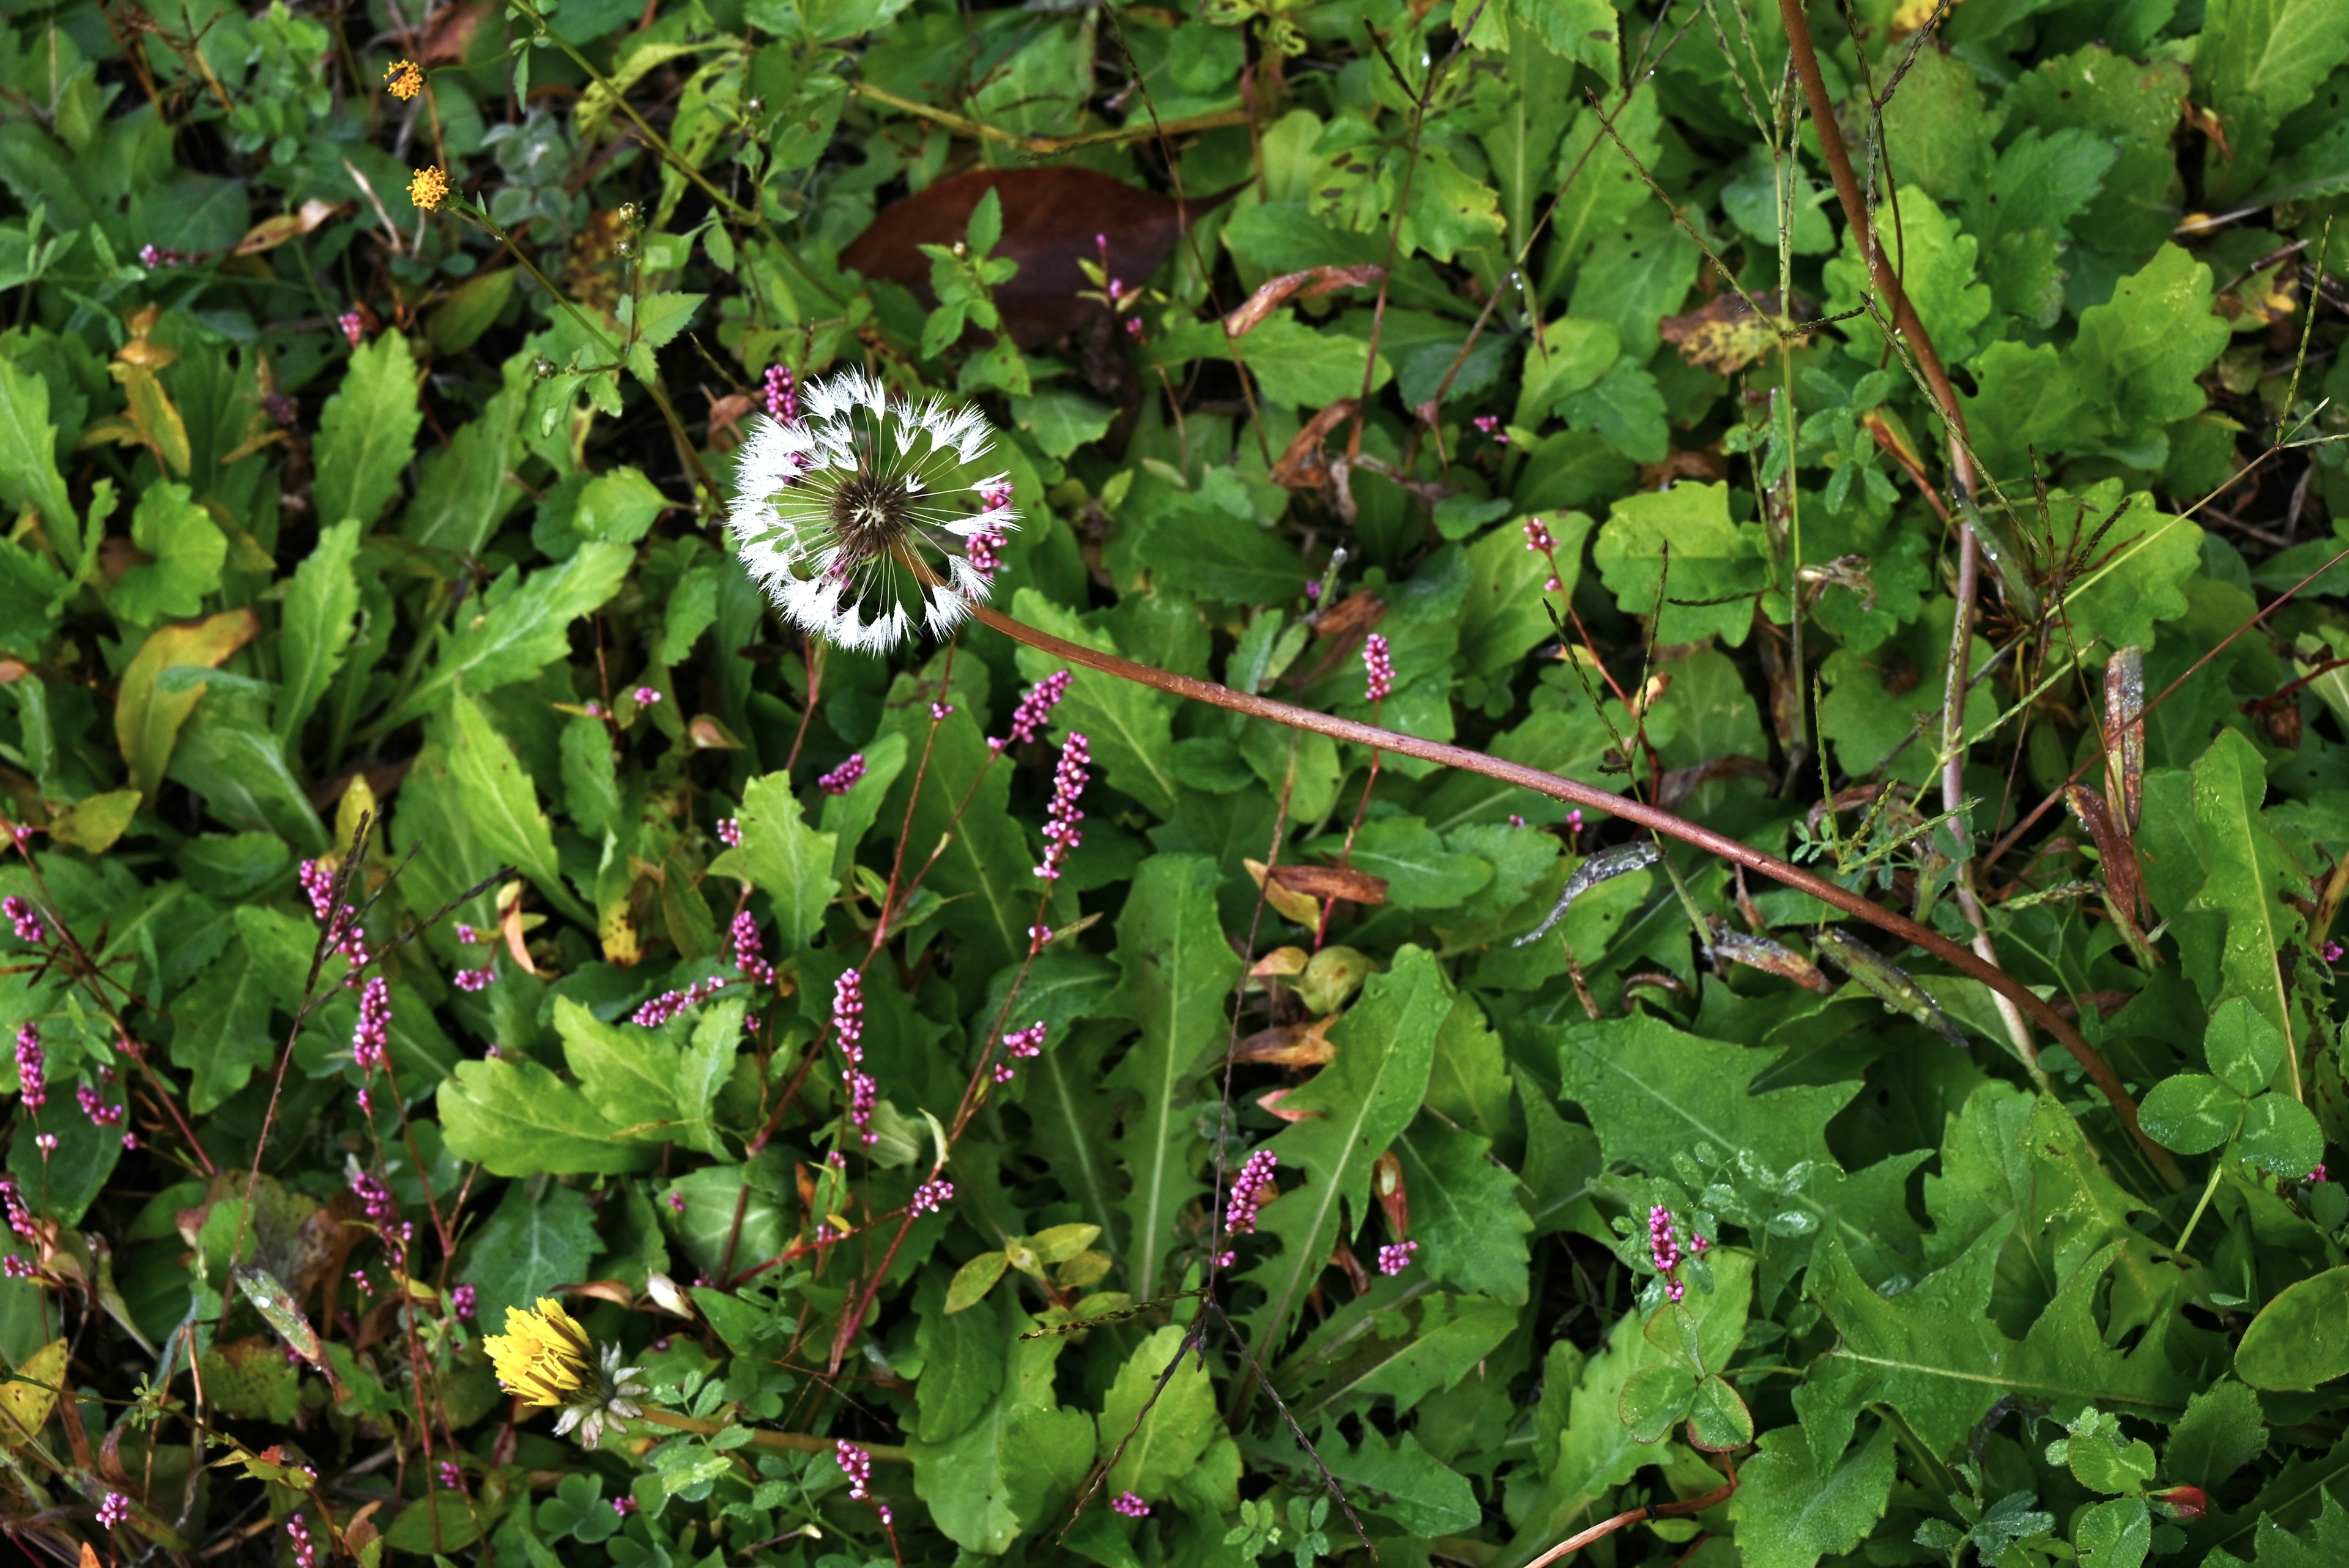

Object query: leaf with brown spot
[1658,289,1810,374]
[1222,265,1387,337]
[1245,857,1321,926]
[1710,931,1832,992]
[841,168,1242,349]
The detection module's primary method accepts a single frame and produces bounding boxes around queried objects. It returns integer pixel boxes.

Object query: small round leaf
[1617,1363,1694,1444]
[2236,1266,2349,1391]
[2137,1073,2239,1155]
[2238,1093,2323,1178]
[2204,997,2286,1098]
[1686,1375,1754,1452]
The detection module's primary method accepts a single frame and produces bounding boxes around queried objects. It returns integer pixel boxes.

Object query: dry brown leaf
[1269,863,1390,907]
[1658,289,1810,374]
[1222,264,1386,337]
[1231,1016,1338,1067]
[236,199,351,256]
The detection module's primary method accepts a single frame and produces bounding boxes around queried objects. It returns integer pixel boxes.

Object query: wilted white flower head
[728,367,1019,653]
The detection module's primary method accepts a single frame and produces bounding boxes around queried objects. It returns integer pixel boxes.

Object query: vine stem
[969,606,2184,1186]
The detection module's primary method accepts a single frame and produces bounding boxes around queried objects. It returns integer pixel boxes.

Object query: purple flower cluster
[995,1020,1047,1083]
[14,1025,42,1114]
[351,1170,396,1229]
[352,977,392,1076]
[762,365,799,424]
[339,311,365,346]
[731,911,773,985]
[1472,413,1508,445]
[980,479,1015,511]
[287,1515,316,1568]
[1362,633,1394,703]
[631,976,727,1027]
[0,1176,35,1241]
[1378,1239,1419,1276]
[98,1493,130,1528]
[717,817,742,847]
[452,1283,476,1320]
[1034,734,1091,882]
[1523,517,1556,553]
[968,527,1006,579]
[819,754,866,795]
[76,1083,122,1128]
[454,967,494,992]
[3,896,43,944]
[834,970,877,1145]
[439,1461,466,1494]
[612,1495,638,1517]
[996,671,1071,750]
[910,1178,954,1215]
[1112,1492,1151,1518]
[837,1440,872,1499]
[299,860,367,965]
[1226,1150,1278,1237]
[1,1257,32,1279]
[1649,1205,1708,1302]
[633,686,662,706]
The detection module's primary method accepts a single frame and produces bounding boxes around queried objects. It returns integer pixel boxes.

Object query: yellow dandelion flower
[384,59,424,100]
[409,165,450,212]
[484,1297,590,1408]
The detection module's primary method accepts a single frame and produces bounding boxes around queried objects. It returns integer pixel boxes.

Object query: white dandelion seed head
[727,369,1020,653]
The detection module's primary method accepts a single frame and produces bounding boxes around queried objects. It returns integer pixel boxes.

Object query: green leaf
[1593,482,1769,645]
[380,541,633,729]
[1242,946,1447,1358]
[1727,1424,1899,1568]
[625,292,703,350]
[116,610,258,800]
[1106,855,1242,1297]
[2168,730,2307,1076]
[0,355,75,548]
[1689,1373,1754,1450]
[1515,319,1620,426]
[168,680,328,852]
[908,1315,1091,1553]
[1297,1292,1520,1418]
[2073,245,2232,454]
[708,771,837,952]
[1303,1426,1481,1537]
[1009,389,1116,459]
[2165,1378,2268,1490]
[1010,588,1183,817]
[1823,189,1992,366]
[817,729,907,877]
[1393,1118,1532,1303]
[2076,1496,2153,1568]
[1231,314,1392,409]
[1315,817,1493,908]
[313,332,423,529]
[572,466,669,546]
[400,391,524,558]
[168,945,275,1115]
[274,518,361,746]
[1100,1324,1217,1498]
[2241,1093,2324,1176]
[2208,995,2289,1096]
[1559,360,1668,464]
[2197,0,2349,199]
[437,1055,658,1176]
[2136,1072,2238,1154]
[1616,1362,1694,1443]
[462,1181,601,1328]
[553,996,687,1138]
[443,691,585,923]
[916,1287,1006,1442]
[111,481,225,626]
[944,1250,1009,1313]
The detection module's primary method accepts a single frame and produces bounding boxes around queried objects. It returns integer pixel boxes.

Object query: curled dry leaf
[1270,398,1360,491]
[1244,857,1321,926]
[1255,1087,1320,1123]
[237,200,352,256]
[1221,264,1387,338]
[1230,1014,1338,1067]
[841,168,1241,349]
[2104,646,2146,830]
[1271,862,1389,906]
[1812,928,1968,1049]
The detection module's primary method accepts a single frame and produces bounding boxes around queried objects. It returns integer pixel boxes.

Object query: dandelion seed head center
[828,470,919,559]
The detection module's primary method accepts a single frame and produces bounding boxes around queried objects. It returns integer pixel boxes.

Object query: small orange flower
[408,166,449,211]
[384,58,423,100]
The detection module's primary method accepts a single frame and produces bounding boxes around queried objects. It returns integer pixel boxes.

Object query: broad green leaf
[380,542,633,729]
[1880,47,1989,203]
[1594,482,1769,645]
[916,1285,1005,1443]
[0,1339,66,1448]
[1312,817,1492,908]
[1242,946,1447,1359]
[944,1251,1009,1313]
[1559,359,1668,463]
[1230,314,1391,409]
[1514,319,1620,427]
[572,466,667,546]
[111,480,225,625]
[1393,1118,1532,1304]
[169,945,275,1115]
[908,1315,1091,1553]
[168,681,328,852]
[2165,1378,2267,1490]
[0,357,75,548]
[1099,1325,1217,1498]
[708,772,836,953]
[2054,482,2203,654]
[2073,245,2232,456]
[1297,1292,1520,1419]
[274,518,361,746]
[1107,855,1242,1297]
[1616,1362,1694,1443]
[2175,729,2305,1080]
[2241,1093,2323,1176]
[313,332,423,530]
[461,1181,601,1328]
[2076,1497,2152,1568]
[1011,589,1184,817]
[2197,0,2349,201]
[400,390,524,558]
[1300,1426,1481,1537]
[554,996,687,1138]
[876,698,1028,978]
[1008,389,1115,458]
[817,729,907,877]
[1728,1424,1899,1568]
[2239,1267,2349,1390]
[1822,188,1993,366]
[1689,1373,1754,1451]
[437,1056,657,1176]
[443,691,584,923]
